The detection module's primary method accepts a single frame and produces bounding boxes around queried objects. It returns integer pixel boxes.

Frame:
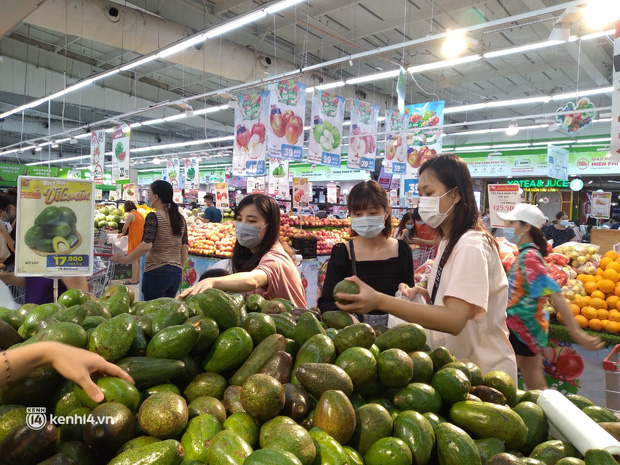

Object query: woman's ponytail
[529,225,550,257]
[150,180,185,236]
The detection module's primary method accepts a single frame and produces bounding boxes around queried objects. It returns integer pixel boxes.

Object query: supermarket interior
[1,0,620,463]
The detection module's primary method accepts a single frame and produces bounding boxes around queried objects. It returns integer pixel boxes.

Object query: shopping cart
[89,252,116,298]
[8,284,26,305]
[603,345,620,412]
[412,245,437,271]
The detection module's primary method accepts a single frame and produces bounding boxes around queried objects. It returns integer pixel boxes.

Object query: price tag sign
[488,184,520,228]
[15,177,94,277]
[360,157,375,171]
[281,144,303,161]
[321,152,341,167]
[46,254,90,272]
[246,160,266,176]
[393,163,407,174]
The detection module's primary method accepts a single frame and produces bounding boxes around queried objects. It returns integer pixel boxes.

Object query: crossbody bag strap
[349,239,357,276]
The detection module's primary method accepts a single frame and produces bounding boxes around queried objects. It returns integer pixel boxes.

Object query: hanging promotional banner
[611,20,620,161]
[389,189,399,207]
[15,177,94,277]
[347,99,379,171]
[377,167,393,190]
[123,183,137,201]
[555,98,597,134]
[233,91,269,177]
[293,177,309,209]
[401,176,419,197]
[90,130,105,185]
[267,158,290,199]
[488,184,521,228]
[384,110,408,175]
[111,127,130,182]
[327,183,338,204]
[591,191,612,219]
[215,183,229,209]
[267,81,306,162]
[109,189,117,201]
[308,90,345,168]
[95,189,103,201]
[184,158,200,190]
[167,158,181,189]
[404,100,444,175]
[246,177,266,194]
[173,189,183,204]
[396,69,406,114]
[547,145,569,181]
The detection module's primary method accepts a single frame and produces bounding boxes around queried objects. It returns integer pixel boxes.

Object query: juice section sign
[15,177,94,276]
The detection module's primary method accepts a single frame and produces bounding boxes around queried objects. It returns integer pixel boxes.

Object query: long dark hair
[231,194,293,272]
[525,223,550,257]
[419,154,498,262]
[347,180,392,238]
[0,192,17,211]
[395,212,415,238]
[123,201,137,212]
[150,180,184,236]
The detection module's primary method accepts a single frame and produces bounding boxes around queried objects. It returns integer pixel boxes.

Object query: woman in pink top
[179,194,306,308]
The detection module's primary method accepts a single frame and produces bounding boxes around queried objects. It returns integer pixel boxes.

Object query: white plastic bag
[110,236,128,254]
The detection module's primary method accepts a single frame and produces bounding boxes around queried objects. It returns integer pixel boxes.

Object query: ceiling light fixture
[551,86,614,100]
[506,122,519,136]
[26,155,90,166]
[205,10,267,38]
[152,157,161,164]
[583,0,620,29]
[441,29,468,58]
[265,0,305,14]
[315,81,345,91]
[408,54,481,74]
[483,40,564,58]
[346,69,400,85]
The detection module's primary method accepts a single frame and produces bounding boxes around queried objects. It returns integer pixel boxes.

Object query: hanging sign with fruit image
[555,98,597,133]
[268,157,290,199]
[267,81,306,161]
[292,177,309,209]
[347,99,379,171]
[166,158,180,190]
[111,126,130,182]
[308,89,346,168]
[90,129,105,185]
[215,182,229,209]
[233,91,269,177]
[403,100,444,175]
[184,157,200,190]
[123,183,137,201]
[15,177,95,277]
[384,110,408,175]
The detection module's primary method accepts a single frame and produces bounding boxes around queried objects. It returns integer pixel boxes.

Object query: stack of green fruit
[95,206,123,230]
[0,283,618,465]
[25,206,79,254]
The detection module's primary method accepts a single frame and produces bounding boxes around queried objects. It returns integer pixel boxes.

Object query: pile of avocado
[25,206,79,254]
[0,284,615,465]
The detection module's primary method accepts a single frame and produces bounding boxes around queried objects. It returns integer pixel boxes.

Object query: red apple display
[271,113,286,138]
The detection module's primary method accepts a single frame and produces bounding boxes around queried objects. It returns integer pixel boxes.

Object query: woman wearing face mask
[498,204,602,389]
[393,212,416,241]
[178,194,306,308]
[334,155,518,382]
[0,192,17,272]
[111,180,188,300]
[543,212,575,247]
[318,180,414,320]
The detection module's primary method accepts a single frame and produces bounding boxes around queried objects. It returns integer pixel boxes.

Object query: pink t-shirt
[252,242,307,308]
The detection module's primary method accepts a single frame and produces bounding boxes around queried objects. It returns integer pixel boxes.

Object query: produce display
[0,283,616,465]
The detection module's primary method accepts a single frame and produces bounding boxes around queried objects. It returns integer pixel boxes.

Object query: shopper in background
[393,211,416,241]
[610,217,620,230]
[334,155,517,382]
[179,194,306,308]
[112,180,188,300]
[409,208,439,249]
[572,219,584,242]
[318,180,414,323]
[543,211,575,247]
[118,201,145,285]
[199,194,222,224]
[498,204,603,389]
[0,192,17,271]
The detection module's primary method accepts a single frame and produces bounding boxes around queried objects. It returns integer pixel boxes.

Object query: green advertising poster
[0,163,27,183]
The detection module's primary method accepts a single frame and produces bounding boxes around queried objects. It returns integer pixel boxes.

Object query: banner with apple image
[347,99,379,171]
[90,129,105,185]
[384,110,408,175]
[309,90,345,168]
[293,177,309,209]
[268,81,306,161]
[111,127,130,182]
[215,183,229,209]
[555,98,596,134]
[184,158,200,189]
[123,183,137,201]
[233,91,269,177]
[167,158,181,190]
[404,100,444,175]
[268,157,290,199]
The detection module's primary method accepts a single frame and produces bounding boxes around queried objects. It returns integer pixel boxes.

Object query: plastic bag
[562,278,585,302]
[548,264,568,287]
[545,253,570,267]
[552,242,601,274]
[414,259,434,289]
[110,235,128,254]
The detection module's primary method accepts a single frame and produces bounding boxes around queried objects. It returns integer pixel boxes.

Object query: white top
[426,229,518,383]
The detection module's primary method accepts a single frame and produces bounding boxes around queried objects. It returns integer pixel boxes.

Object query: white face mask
[351,215,385,239]
[418,189,455,229]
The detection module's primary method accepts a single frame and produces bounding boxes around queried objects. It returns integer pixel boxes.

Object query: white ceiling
[0,0,615,169]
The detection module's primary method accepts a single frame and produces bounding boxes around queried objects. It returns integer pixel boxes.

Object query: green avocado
[24,226,44,248]
[35,238,55,253]
[35,206,60,226]
[52,236,71,253]
[50,223,72,238]
[67,234,79,248]
[58,207,77,226]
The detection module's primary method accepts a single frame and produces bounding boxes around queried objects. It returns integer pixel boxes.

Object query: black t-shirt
[318,239,414,314]
[543,225,575,247]
[3,227,16,267]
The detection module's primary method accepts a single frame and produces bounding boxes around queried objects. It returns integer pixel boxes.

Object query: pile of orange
[569,250,620,333]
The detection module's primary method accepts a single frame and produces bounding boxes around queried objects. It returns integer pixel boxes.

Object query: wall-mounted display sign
[506,178,570,192]
[488,184,520,228]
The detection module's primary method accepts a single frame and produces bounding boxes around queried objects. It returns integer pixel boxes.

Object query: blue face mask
[560,220,569,227]
[405,224,415,230]
[417,221,425,226]
[503,227,522,244]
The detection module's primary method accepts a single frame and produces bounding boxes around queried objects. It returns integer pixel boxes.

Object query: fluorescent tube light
[408,55,481,74]
[157,35,207,58]
[453,145,492,151]
[120,56,158,72]
[346,70,400,85]
[265,0,305,14]
[315,81,345,91]
[206,10,267,38]
[551,86,614,100]
[26,155,91,166]
[483,40,563,58]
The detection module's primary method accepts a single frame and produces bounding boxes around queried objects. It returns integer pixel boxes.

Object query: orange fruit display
[577,296,591,308]
[607,296,620,309]
[607,262,620,273]
[591,290,606,301]
[609,309,620,322]
[605,251,619,261]
[603,269,620,283]
[556,312,564,324]
[591,298,608,310]
[599,279,616,294]
[569,304,581,316]
[581,306,598,320]
[597,309,610,320]
[584,281,598,294]
[606,321,620,333]
[600,257,613,270]
[575,315,589,328]
[588,318,604,330]
[582,275,596,284]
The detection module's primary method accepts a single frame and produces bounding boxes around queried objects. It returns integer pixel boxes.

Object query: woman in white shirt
[335,154,517,382]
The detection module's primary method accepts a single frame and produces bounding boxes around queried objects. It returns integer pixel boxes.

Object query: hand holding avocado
[334,276,380,315]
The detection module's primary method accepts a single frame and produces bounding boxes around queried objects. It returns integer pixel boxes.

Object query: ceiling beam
[0,0,47,39]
